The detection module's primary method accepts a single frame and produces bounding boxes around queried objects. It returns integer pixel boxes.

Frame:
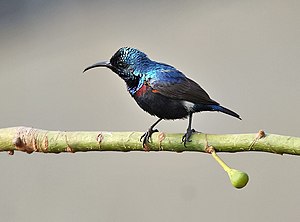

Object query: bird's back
[144,62,219,105]
[131,61,220,119]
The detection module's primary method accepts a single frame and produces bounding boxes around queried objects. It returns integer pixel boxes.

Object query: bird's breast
[133,87,190,120]
[135,84,149,97]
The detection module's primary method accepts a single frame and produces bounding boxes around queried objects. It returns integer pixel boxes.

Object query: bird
[83,47,241,149]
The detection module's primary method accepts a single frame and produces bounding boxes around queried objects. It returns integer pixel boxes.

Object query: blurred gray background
[0,0,299,221]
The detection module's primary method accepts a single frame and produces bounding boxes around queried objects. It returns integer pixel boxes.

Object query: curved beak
[83,60,111,73]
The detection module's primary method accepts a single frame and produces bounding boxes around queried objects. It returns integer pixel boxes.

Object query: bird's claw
[182,129,195,147]
[140,128,159,150]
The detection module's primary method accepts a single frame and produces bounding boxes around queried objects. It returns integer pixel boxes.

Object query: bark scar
[13,127,38,154]
[44,134,49,152]
[158,132,166,150]
[205,145,215,154]
[13,137,22,147]
[97,133,104,143]
[204,134,215,154]
[143,144,150,152]
[249,129,266,150]
[96,132,104,149]
[65,133,74,153]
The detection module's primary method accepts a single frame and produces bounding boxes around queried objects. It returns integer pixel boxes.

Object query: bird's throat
[123,75,142,95]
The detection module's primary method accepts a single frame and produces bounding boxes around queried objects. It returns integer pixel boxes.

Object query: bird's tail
[210,105,241,120]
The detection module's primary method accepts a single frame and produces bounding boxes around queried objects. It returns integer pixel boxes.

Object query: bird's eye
[117,61,127,68]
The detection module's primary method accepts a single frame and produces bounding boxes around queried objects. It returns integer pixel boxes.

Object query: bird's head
[83,47,149,80]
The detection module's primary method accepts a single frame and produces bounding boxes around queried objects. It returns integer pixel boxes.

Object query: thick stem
[0,127,299,155]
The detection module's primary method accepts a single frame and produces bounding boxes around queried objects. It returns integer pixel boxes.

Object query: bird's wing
[149,69,219,105]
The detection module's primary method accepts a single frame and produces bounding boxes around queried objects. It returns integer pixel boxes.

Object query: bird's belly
[133,91,189,119]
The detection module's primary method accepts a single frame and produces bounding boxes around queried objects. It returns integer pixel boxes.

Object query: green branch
[1,126,298,189]
[0,127,299,155]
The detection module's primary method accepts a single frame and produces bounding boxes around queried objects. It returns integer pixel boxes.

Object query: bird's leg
[182,113,195,146]
[140,118,163,150]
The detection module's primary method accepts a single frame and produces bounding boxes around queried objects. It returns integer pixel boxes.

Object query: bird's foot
[182,129,196,147]
[140,128,159,151]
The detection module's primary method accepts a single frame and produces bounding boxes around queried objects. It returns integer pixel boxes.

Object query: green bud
[227,169,249,189]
